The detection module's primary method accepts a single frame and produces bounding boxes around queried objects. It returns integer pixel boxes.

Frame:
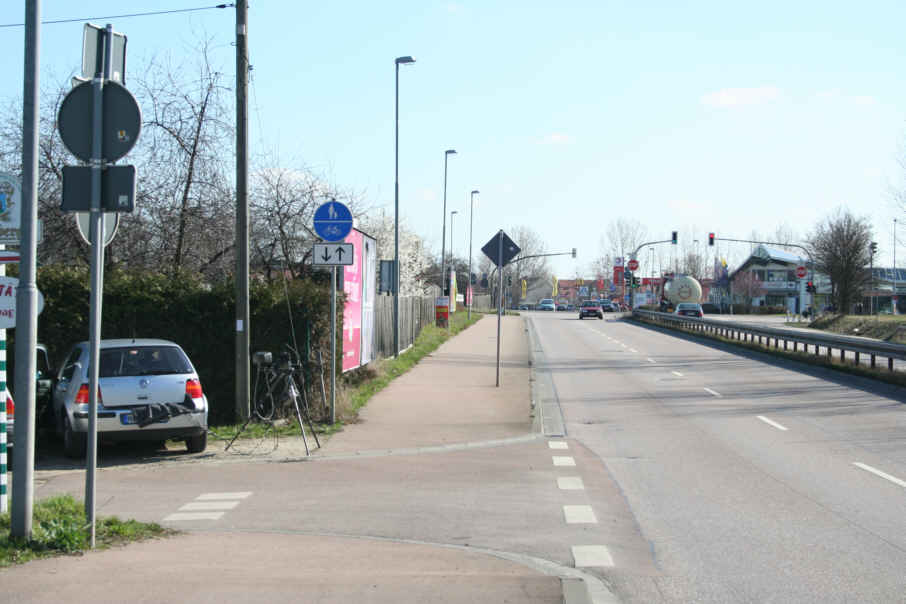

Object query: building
[726,245,816,313]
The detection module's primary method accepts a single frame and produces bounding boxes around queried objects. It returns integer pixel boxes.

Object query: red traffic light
[708,233,715,246]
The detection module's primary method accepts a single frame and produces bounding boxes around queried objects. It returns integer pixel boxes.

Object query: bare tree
[603,218,648,261]
[732,271,766,312]
[807,208,871,313]
[358,210,432,296]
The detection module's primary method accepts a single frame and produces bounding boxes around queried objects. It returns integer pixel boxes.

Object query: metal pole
[393,61,401,358]
[894,219,898,315]
[12,0,40,540]
[496,231,503,388]
[440,151,455,295]
[468,191,476,320]
[330,267,336,424]
[0,247,6,515]
[449,210,457,330]
[234,0,250,419]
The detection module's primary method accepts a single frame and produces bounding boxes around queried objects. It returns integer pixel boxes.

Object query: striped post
[1,329,6,514]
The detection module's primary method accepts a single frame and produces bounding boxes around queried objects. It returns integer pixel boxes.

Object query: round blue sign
[313,200,353,242]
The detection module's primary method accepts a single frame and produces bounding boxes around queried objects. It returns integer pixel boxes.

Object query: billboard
[342,228,377,372]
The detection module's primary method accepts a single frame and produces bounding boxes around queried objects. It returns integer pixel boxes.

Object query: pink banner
[342,230,364,372]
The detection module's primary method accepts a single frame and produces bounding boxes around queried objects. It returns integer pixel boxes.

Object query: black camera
[252,351,273,366]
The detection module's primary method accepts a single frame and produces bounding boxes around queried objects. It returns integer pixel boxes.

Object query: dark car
[600,301,615,312]
[556,303,569,311]
[700,302,721,314]
[675,302,704,318]
[579,300,603,320]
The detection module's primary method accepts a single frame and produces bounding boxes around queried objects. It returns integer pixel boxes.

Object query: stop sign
[796,265,807,279]
[627,259,639,271]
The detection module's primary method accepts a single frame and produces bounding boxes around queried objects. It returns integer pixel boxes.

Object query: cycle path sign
[314,200,353,242]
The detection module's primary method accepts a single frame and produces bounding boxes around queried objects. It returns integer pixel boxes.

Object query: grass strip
[0,494,174,567]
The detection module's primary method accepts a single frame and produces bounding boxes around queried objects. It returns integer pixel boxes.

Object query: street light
[449,210,459,283]
[895,218,898,315]
[440,149,457,295]
[393,55,415,358]
[468,189,479,320]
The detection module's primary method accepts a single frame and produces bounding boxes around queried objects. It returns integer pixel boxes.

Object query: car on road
[600,300,616,312]
[556,302,569,311]
[5,344,54,450]
[51,339,208,458]
[675,302,704,318]
[537,298,555,311]
[518,303,532,310]
[579,300,603,319]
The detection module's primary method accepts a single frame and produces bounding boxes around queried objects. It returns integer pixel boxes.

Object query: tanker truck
[660,274,702,312]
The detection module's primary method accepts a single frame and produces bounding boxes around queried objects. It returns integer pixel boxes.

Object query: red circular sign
[627,259,639,271]
[796,265,807,279]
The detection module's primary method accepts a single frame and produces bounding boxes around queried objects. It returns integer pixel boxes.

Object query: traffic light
[870,241,878,255]
[671,231,678,245]
[470,272,477,285]
[507,275,513,288]
[708,232,715,246]
[806,281,815,293]
[571,248,577,258]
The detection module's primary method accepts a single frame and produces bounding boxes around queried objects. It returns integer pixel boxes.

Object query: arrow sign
[313,243,354,266]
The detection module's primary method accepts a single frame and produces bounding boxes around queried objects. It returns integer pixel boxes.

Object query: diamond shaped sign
[481,230,521,268]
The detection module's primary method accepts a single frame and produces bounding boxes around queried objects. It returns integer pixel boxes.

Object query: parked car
[537,298,556,311]
[519,303,532,310]
[579,300,603,319]
[700,302,721,314]
[51,339,208,458]
[600,301,615,312]
[556,302,569,311]
[5,344,54,449]
[675,302,704,318]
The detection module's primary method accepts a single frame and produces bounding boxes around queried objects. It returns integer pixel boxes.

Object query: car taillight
[75,383,103,405]
[5,393,13,418]
[185,378,203,399]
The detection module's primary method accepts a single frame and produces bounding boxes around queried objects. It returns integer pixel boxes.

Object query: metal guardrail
[632,309,906,371]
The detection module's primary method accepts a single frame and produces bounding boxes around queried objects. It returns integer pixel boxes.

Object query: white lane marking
[563,505,598,524]
[558,477,585,490]
[572,545,614,568]
[671,371,684,377]
[163,512,225,521]
[757,415,788,431]
[553,456,576,466]
[620,343,628,348]
[853,462,906,488]
[548,441,569,450]
[647,358,656,364]
[704,387,721,397]
[196,491,252,500]
[179,501,240,512]
[629,348,638,353]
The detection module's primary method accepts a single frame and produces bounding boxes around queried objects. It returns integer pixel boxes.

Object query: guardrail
[632,309,906,371]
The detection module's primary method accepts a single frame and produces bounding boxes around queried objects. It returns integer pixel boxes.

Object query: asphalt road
[528,310,906,603]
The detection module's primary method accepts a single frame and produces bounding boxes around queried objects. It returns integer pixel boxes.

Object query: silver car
[52,339,208,458]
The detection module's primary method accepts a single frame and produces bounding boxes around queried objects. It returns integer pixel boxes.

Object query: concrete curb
[525,316,567,437]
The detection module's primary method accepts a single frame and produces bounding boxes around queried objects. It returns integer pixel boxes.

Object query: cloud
[700,86,780,108]
[540,133,574,145]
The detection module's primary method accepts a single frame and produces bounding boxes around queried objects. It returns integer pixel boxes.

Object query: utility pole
[234,1,250,421]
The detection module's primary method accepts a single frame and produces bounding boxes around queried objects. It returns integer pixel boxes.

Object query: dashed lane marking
[572,545,614,568]
[196,491,253,500]
[558,477,585,490]
[704,387,721,397]
[671,371,684,377]
[647,358,656,363]
[853,462,906,488]
[548,441,569,450]
[179,501,240,512]
[757,415,788,431]
[163,511,224,521]
[564,505,598,524]
[628,348,638,353]
[553,456,576,467]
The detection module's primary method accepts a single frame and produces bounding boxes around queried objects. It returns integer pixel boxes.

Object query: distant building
[727,245,816,313]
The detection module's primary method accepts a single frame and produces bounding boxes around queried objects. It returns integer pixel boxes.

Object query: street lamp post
[449,210,458,292]
[440,149,456,296]
[393,55,415,358]
[468,189,479,320]
[895,218,898,315]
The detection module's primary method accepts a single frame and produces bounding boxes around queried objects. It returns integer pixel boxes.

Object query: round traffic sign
[313,200,353,242]
[58,80,141,162]
[796,265,807,279]
[627,259,639,271]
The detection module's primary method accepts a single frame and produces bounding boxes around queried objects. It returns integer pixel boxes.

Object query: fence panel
[372,295,436,359]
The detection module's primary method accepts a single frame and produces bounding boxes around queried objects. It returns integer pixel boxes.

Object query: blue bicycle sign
[313,200,353,242]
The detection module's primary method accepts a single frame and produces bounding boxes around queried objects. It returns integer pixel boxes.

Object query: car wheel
[185,431,207,453]
[62,414,86,459]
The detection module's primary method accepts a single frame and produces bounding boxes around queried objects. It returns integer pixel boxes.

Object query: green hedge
[10,265,339,425]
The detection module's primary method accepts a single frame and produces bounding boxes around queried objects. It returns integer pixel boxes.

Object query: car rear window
[540,299,554,304]
[582,301,598,307]
[98,346,192,377]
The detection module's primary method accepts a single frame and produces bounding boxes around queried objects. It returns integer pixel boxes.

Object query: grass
[0,494,174,567]
[803,314,906,343]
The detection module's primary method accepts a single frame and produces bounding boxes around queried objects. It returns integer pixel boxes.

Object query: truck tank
[663,275,702,305]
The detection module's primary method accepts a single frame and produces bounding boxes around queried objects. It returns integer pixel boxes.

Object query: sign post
[481,230,521,387]
[313,200,353,424]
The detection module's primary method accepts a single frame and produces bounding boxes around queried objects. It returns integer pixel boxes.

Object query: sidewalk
[4,315,576,604]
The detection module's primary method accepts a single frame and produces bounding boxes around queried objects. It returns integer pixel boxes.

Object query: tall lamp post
[393,55,415,358]
[895,218,898,315]
[468,189,479,319]
[440,149,457,295]
[449,210,458,295]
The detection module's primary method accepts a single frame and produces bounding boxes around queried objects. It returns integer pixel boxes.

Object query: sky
[3,1,906,280]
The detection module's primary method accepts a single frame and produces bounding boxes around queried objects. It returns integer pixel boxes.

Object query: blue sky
[3,1,906,278]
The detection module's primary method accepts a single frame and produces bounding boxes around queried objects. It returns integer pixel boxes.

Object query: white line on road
[553,456,576,467]
[548,441,569,450]
[647,358,656,363]
[195,492,253,500]
[704,387,721,397]
[629,348,638,353]
[563,505,598,524]
[558,477,585,490]
[572,545,614,568]
[179,501,240,511]
[757,415,788,431]
[671,371,684,377]
[163,512,225,521]
[853,462,906,488]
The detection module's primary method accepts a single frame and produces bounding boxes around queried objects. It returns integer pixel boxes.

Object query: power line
[0,4,234,28]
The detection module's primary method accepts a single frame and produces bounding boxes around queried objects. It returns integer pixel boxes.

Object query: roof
[73,339,182,349]
[750,245,807,264]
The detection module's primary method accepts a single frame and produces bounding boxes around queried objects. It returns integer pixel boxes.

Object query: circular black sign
[58,80,141,163]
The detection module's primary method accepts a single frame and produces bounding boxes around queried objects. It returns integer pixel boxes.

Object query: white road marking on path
[671,371,684,377]
[704,387,721,397]
[196,491,252,500]
[629,348,638,353]
[548,441,569,450]
[757,415,788,431]
[853,462,906,488]
[572,545,614,568]
[179,501,240,512]
[553,456,576,466]
[558,477,585,490]
[563,505,598,524]
[647,358,656,363]
[163,512,225,521]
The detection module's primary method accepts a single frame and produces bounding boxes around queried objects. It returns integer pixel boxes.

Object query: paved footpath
[4,315,619,604]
